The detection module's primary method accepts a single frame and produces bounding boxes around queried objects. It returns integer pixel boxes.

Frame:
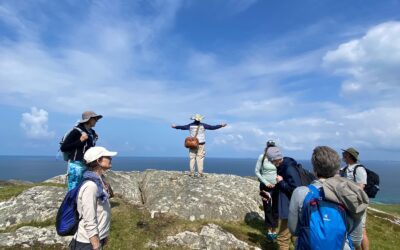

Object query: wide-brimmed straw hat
[190,114,204,121]
[79,111,103,123]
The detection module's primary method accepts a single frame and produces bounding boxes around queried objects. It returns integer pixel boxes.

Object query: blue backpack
[296,185,353,250]
[56,178,95,236]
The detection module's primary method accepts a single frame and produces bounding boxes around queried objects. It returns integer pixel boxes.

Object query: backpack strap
[194,124,201,137]
[303,184,322,205]
[72,127,86,161]
[74,126,84,134]
[340,166,348,178]
[352,164,364,182]
[308,184,322,198]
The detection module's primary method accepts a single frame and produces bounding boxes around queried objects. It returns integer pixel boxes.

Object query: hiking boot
[198,173,204,177]
[266,232,276,242]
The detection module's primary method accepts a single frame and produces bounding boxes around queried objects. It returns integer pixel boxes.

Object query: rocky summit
[0,170,264,249]
[45,170,264,221]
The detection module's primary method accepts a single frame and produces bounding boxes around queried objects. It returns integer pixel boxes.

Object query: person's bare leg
[361,228,369,250]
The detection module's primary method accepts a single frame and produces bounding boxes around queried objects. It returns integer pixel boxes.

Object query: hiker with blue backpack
[341,147,376,250]
[266,146,303,250]
[63,146,117,250]
[288,146,367,250]
[255,140,279,241]
[60,111,102,190]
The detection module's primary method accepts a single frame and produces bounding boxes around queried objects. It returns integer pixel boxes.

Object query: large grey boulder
[44,170,263,222]
[104,171,143,205]
[0,226,71,248]
[151,223,261,250]
[43,174,67,185]
[140,170,263,221]
[0,186,65,229]
[44,171,144,205]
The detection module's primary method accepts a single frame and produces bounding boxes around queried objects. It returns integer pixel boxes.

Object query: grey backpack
[59,127,84,161]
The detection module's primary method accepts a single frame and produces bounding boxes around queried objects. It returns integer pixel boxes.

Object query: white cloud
[2,2,400,159]
[323,21,400,100]
[20,107,54,139]
[224,97,295,118]
[0,0,319,122]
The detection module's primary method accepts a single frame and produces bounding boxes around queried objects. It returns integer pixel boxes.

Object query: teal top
[255,153,277,185]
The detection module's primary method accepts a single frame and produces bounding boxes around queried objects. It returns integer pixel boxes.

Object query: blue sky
[1,0,400,160]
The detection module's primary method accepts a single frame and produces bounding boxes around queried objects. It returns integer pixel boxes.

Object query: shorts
[362,210,367,228]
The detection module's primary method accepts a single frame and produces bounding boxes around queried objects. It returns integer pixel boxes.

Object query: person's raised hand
[171,124,177,128]
[221,123,227,127]
[80,132,89,142]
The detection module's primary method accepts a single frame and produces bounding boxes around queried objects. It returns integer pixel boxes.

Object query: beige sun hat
[79,111,103,123]
[191,114,204,121]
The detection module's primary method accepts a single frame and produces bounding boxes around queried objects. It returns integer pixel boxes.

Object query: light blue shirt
[255,154,277,185]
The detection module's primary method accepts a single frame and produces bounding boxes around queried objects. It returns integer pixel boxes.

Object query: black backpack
[343,164,380,198]
[293,163,315,186]
[59,127,84,161]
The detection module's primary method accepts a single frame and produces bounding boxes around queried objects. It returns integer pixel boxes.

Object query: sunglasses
[102,156,112,161]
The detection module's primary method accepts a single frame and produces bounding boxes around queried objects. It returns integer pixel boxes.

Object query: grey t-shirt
[343,163,367,185]
[288,180,363,249]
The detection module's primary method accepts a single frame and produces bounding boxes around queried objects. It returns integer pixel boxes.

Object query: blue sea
[0,156,398,204]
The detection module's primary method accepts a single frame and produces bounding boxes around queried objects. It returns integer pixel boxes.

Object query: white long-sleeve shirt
[75,181,111,243]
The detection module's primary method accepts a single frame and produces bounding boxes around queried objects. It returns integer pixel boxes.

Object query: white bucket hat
[191,114,204,121]
[84,146,117,164]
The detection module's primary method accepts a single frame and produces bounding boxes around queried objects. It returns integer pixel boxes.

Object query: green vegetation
[1,182,399,249]
[0,182,66,202]
[371,203,400,217]
[0,183,32,202]
[107,197,277,249]
[367,208,400,249]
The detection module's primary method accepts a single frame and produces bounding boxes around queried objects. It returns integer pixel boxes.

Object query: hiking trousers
[277,219,296,250]
[260,182,279,228]
[69,238,107,250]
[189,144,205,174]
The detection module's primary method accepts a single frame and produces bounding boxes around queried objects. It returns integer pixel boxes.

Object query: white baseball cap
[84,146,117,163]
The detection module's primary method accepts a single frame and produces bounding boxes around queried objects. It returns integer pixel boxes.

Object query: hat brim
[341,149,358,160]
[103,151,117,157]
[191,116,204,121]
[79,115,103,123]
